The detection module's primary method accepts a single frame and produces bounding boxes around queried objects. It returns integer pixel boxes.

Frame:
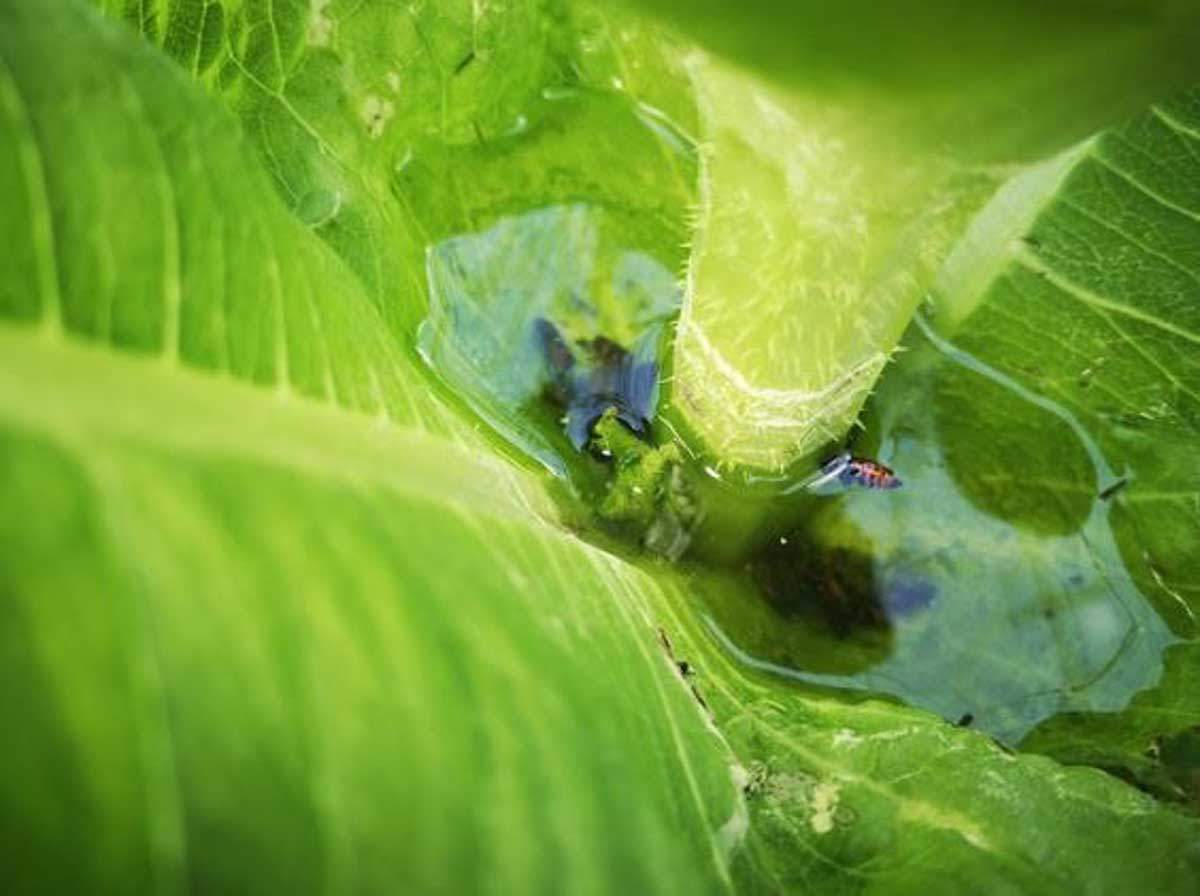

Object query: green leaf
[89,0,701,481]
[1021,643,1200,803]
[0,324,746,894]
[765,84,1200,802]
[0,0,474,440]
[630,0,1200,476]
[6,331,1199,893]
[7,1,1200,893]
[92,0,577,335]
[684,590,1200,894]
[89,0,700,342]
[0,6,741,891]
[920,85,1200,794]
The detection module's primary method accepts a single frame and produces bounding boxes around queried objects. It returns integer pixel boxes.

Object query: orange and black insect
[805,452,901,492]
[842,457,902,490]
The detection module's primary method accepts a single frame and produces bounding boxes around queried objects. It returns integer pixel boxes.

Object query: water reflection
[534,317,660,451]
[410,77,696,479]
[701,318,1177,744]
[418,203,681,477]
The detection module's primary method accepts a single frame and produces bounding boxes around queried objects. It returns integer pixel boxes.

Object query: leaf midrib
[0,322,553,525]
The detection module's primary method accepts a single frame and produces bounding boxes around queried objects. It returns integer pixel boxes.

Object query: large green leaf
[88,0,699,342]
[925,86,1200,795]
[87,0,702,483]
[6,1,1200,894]
[0,3,738,891]
[0,327,743,894]
[742,84,1200,805]
[631,0,1200,477]
[0,0,477,439]
[6,330,1200,893]
[92,0,577,335]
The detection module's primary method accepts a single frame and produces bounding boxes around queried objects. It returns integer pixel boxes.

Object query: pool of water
[697,316,1177,743]
[408,73,1186,751]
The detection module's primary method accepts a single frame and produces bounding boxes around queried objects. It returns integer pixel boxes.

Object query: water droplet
[542,86,581,102]
[296,189,342,228]
[393,146,414,175]
[504,114,529,137]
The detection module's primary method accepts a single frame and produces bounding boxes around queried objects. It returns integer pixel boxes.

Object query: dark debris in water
[750,532,892,638]
[881,575,937,618]
[657,627,709,713]
[1098,477,1128,501]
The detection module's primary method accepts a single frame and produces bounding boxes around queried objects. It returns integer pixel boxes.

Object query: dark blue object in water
[533,318,659,450]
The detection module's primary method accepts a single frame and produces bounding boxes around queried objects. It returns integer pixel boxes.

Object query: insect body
[801,452,902,493]
[841,457,902,490]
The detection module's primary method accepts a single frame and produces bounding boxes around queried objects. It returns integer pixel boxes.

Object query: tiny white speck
[504,114,529,136]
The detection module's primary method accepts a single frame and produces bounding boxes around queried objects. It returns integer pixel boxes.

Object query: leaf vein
[1085,299,1200,410]
[115,72,182,361]
[1017,251,1200,348]
[1060,197,1200,287]
[0,45,63,331]
[1151,104,1200,150]
[1092,151,1200,225]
